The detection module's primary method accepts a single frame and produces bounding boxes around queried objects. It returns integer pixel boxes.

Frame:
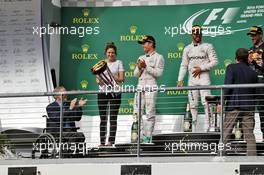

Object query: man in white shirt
[133,35,164,143]
[177,25,218,132]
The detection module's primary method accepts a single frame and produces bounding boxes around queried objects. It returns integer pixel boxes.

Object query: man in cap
[177,25,218,132]
[223,48,257,156]
[247,26,264,142]
[133,35,164,143]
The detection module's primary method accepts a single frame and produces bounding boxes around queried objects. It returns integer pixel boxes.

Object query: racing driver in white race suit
[177,25,218,132]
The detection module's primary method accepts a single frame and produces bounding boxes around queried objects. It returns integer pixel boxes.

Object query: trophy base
[207,127,220,132]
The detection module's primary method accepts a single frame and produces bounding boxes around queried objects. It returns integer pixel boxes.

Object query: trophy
[205,96,220,132]
[249,48,263,66]
[91,60,118,94]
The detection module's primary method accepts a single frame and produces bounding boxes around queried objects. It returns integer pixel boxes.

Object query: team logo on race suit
[80,80,88,89]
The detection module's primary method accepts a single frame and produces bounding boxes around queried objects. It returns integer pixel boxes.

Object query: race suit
[249,42,264,138]
[178,42,218,131]
[133,51,165,138]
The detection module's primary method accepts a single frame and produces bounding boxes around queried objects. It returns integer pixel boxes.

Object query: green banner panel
[60,0,264,115]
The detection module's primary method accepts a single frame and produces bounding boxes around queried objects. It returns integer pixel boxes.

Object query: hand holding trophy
[249,49,263,65]
[91,60,118,96]
[91,60,117,87]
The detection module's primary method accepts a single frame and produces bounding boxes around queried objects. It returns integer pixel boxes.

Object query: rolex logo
[80,80,88,89]
[83,9,90,17]
[129,62,136,70]
[128,98,134,106]
[177,43,185,52]
[224,59,232,67]
[81,44,89,53]
[130,26,137,34]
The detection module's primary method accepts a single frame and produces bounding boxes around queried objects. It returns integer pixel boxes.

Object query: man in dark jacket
[46,86,87,144]
[223,48,258,156]
[247,26,264,142]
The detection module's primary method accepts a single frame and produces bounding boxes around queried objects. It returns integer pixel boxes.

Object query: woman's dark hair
[104,42,117,55]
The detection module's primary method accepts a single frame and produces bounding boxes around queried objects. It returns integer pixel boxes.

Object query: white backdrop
[0,0,51,132]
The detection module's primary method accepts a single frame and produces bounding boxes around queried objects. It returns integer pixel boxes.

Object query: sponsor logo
[120,25,145,42]
[72,8,100,24]
[214,59,232,76]
[119,99,134,114]
[130,25,137,34]
[128,98,134,106]
[80,80,88,89]
[167,42,185,59]
[72,44,98,60]
[167,82,188,95]
[83,8,90,17]
[125,62,137,78]
[224,59,232,67]
[164,7,254,37]
[81,44,89,53]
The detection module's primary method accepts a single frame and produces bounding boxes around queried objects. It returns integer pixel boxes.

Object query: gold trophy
[91,60,117,86]
[249,49,263,65]
[91,60,118,95]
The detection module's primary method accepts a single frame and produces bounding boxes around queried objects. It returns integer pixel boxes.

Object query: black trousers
[97,93,121,144]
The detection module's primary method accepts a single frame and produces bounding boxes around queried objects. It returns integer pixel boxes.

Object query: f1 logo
[204,7,239,25]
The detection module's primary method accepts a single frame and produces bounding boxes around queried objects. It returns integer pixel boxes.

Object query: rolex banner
[60,0,264,115]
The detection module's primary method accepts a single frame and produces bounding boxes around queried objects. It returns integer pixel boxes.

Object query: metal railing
[0,83,264,159]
